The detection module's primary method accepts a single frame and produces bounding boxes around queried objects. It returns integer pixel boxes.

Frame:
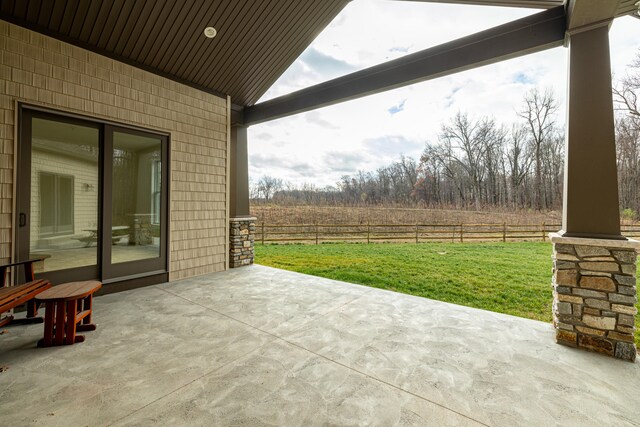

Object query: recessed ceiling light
[204,27,217,39]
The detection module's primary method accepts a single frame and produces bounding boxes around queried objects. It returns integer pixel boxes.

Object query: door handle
[19,213,26,227]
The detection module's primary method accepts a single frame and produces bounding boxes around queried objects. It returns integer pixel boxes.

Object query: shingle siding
[0,21,228,280]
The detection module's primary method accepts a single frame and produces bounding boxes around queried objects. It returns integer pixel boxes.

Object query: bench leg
[26,299,41,318]
[0,314,14,328]
[9,296,45,326]
[8,316,44,325]
[38,301,55,347]
[10,299,45,325]
[84,294,93,325]
[77,294,96,332]
[65,299,77,345]
[54,301,66,346]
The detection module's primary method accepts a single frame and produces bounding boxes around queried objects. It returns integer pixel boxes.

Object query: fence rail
[255,222,640,245]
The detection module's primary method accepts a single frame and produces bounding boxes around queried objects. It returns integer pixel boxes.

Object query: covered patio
[1,1,639,424]
[2,265,638,426]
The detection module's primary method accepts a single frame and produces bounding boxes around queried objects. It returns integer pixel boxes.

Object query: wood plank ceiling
[1,1,637,107]
[0,0,349,106]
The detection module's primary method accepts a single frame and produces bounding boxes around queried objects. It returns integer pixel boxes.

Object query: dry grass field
[251,205,562,225]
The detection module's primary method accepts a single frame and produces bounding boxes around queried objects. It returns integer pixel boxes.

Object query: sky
[248,0,640,188]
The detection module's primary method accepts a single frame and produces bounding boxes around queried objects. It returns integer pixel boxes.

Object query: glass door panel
[110,131,162,264]
[28,117,99,273]
[18,108,168,285]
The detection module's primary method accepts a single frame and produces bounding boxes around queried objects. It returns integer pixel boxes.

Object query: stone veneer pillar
[229,217,256,268]
[551,233,638,361]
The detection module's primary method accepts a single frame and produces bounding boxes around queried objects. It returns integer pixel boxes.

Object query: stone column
[229,217,256,268]
[230,124,250,218]
[551,20,638,361]
[563,24,620,239]
[551,234,638,361]
[229,123,254,268]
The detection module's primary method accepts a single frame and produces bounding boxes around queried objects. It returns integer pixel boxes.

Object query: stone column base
[229,217,256,268]
[551,233,638,362]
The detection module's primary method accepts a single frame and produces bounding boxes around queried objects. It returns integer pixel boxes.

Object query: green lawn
[255,242,640,346]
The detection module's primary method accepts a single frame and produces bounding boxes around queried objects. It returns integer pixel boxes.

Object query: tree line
[252,50,640,216]
[614,51,640,217]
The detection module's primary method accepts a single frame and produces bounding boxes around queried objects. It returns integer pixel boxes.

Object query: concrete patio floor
[1,265,638,426]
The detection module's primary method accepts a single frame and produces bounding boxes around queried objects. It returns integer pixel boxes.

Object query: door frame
[17,107,102,284]
[102,124,169,281]
[16,104,170,286]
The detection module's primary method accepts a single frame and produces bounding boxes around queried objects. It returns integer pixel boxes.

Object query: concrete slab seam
[158,286,489,427]
[271,334,490,427]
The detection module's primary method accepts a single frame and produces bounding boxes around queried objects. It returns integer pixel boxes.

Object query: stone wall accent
[129,214,153,246]
[0,21,229,280]
[550,233,638,362]
[230,217,256,268]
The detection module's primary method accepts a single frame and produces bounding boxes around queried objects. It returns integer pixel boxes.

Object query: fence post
[502,222,506,242]
[367,221,370,244]
[415,223,419,244]
[542,222,546,242]
[315,223,319,245]
[460,223,464,243]
[451,225,455,243]
[261,222,265,245]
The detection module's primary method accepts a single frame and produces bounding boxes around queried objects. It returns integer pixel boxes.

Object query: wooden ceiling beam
[566,0,620,32]
[388,0,564,9]
[244,6,566,126]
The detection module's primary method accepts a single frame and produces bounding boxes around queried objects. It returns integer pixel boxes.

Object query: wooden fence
[255,223,640,245]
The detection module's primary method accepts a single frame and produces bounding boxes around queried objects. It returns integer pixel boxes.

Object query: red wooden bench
[0,259,52,327]
[36,280,102,347]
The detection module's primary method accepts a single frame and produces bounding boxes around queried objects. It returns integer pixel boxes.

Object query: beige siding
[30,148,99,247]
[0,21,228,280]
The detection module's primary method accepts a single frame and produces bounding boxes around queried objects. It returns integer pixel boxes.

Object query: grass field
[255,242,640,347]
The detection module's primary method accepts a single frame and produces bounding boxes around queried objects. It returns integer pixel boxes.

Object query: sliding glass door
[104,127,167,279]
[17,108,168,285]
[18,113,101,282]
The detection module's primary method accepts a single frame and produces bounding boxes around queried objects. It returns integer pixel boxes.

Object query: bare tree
[414,145,445,206]
[438,113,503,210]
[614,51,640,117]
[541,129,565,209]
[614,49,640,215]
[254,90,569,212]
[398,155,418,202]
[483,124,507,206]
[257,175,283,203]
[420,140,467,206]
[518,88,558,210]
[249,177,260,200]
[505,124,532,208]
[616,116,640,212]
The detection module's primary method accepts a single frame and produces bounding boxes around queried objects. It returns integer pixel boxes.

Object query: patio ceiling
[0,0,349,106]
[0,1,637,108]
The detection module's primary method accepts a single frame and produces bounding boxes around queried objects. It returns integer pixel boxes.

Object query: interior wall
[30,147,98,247]
[0,21,229,280]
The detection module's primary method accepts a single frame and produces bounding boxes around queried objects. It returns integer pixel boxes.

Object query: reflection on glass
[30,118,99,272]
[111,131,161,264]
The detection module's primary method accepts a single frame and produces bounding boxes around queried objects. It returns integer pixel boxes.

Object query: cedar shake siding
[0,21,228,281]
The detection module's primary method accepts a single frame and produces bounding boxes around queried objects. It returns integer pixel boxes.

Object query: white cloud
[388,99,407,115]
[248,1,640,188]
